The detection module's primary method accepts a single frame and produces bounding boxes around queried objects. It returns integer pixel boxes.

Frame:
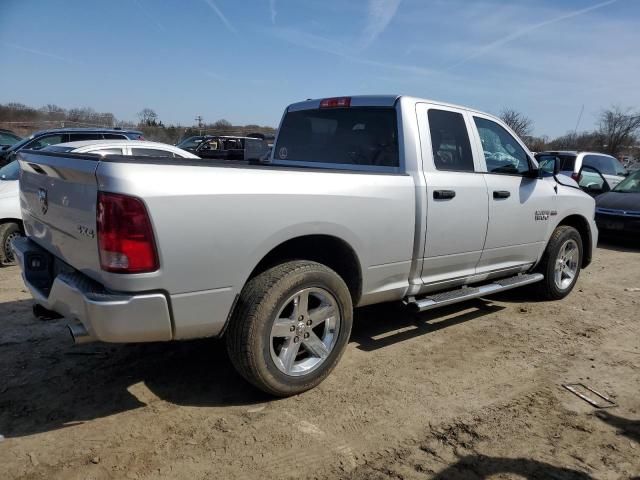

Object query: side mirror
[535,155,561,177]
[585,183,604,195]
[578,165,611,196]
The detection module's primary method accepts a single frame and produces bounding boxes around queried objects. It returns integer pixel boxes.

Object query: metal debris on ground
[562,383,617,408]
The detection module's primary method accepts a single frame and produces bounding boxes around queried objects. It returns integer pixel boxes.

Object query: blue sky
[1,0,639,137]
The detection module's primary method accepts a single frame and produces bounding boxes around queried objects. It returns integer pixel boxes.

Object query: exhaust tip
[67,323,95,345]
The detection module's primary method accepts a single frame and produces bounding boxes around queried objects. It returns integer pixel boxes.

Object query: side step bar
[404,273,544,313]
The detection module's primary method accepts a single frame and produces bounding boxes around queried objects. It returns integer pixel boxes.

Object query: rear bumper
[12,237,173,343]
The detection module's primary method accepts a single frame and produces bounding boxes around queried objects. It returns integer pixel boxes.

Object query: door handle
[433,190,456,200]
[493,190,511,199]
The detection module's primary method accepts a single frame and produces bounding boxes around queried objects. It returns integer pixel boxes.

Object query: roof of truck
[286,95,504,120]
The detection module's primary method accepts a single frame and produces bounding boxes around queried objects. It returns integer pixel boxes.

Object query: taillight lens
[97,192,159,273]
[571,172,582,183]
[319,97,351,108]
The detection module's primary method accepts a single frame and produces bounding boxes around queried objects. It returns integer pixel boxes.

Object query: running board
[404,273,544,312]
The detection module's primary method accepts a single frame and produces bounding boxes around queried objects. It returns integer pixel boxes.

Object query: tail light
[571,172,582,183]
[320,97,351,108]
[97,192,159,273]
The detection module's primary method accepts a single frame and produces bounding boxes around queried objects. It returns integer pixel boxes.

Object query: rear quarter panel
[97,162,416,337]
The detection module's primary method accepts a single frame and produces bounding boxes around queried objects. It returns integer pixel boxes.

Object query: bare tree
[212,118,232,129]
[499,108,533,139]
[137,108,158,126]
[598,106,640,156]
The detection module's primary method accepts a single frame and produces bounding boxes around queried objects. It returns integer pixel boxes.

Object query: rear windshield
[583,154,627,176]
[274,107,399,168]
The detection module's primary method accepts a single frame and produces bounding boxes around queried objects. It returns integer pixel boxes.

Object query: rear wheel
[0,222,22,266]
[535,225,583,300]
[226,260,353,396]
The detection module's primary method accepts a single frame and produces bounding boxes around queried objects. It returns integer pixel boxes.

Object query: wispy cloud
[358,0,402,50]
[269,0,277,24]
[133,0,166,32]
[269,27,435,77]
[204,71,225,81]
[2,42,77,64]
[203,0,237,33]
[444,0,620,71]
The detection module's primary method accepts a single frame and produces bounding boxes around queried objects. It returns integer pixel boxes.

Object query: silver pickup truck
[13,95,597,396]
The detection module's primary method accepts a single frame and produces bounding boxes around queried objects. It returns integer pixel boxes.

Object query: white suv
[1,141,197,265]
[536,151,628,190]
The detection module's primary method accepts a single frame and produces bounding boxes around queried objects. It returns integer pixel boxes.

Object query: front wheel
[535,225,583,300]
[226,260,353,397]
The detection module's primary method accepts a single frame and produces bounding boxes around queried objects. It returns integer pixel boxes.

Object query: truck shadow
[597,236,640,252]
[430,454,593,479]
[594,410,640,444]
[351,299,504,352]
[0,298,503,439]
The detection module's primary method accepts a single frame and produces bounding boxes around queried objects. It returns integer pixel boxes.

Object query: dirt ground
[1,239,639,480]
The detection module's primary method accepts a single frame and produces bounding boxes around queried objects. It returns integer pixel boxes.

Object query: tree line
[499,106,640,158]
[0,103,276,144]
[1,101,638,158]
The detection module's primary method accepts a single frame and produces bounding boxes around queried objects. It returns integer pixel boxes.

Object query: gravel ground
[0,239,639,480]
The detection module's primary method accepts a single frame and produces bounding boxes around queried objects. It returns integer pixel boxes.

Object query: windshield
[583,155,627,176]
[612,170,640,193]
[0,160,20,181]
[5,135,34,152]
[177,136,204,149]
[0,132,21,146]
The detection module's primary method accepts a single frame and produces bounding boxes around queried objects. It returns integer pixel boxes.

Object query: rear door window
[427,109,474,172]
[69,133,102,142]
[86,147,125,156]
[274,107,399,168]
[102,133,128,140]
[131,148,175,157]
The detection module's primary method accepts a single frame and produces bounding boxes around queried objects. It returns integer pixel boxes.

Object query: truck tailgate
[18,151,101,276]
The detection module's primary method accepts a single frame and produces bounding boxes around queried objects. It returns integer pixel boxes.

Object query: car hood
[596,191,640,211]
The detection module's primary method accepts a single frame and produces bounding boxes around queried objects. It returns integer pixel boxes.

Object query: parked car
[178,135,269,160]
[0,140,195,265]
[0,128,144,166]
[13,95,597,396]
[595,169,640,235]
[43,140,200,158]
[535,151,628,190]
[0,160,22,265]
[0,129,22,148]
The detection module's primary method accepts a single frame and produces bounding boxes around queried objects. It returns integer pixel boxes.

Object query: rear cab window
[274,103,399,171]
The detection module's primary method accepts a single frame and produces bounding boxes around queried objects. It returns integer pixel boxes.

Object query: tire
[0,222,22,266]
[226,260,353,397]
[535,225,583,300]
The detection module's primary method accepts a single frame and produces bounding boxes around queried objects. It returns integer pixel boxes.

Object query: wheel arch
[247,234,363,305]
[0,218,24,229]
[556,214,593,268]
